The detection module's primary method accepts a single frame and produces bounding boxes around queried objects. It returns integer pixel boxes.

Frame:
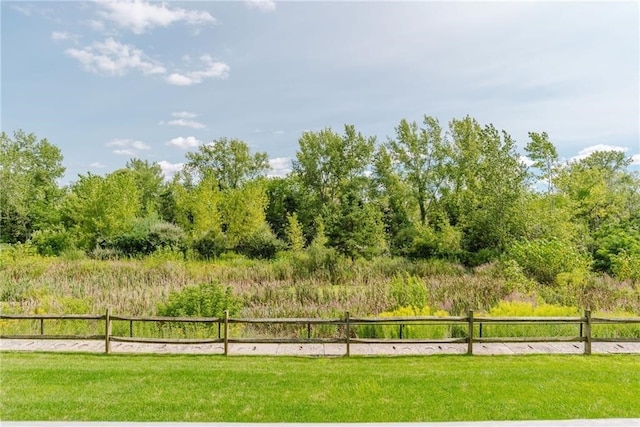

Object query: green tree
[525,131,559,194]
[184,138,269,190]
[219,180,270,248]
[387,116,449,226]
[555,150,639,233]
[173,174,223,239]
[0,130,65,243]
[371,146,415,255]
[285,212,305,251]
[124,158,165,216]
[265,176,302,241]
[292,125,383,258]
[293,125,375,210]
[63,171,141,249]
[444,117,528,259]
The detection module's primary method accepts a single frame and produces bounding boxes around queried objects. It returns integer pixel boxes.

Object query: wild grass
[1,353,639,422]
[1,252,638,323]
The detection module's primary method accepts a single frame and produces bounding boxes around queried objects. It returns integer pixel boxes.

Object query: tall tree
[292,125,383,258]
[0,130,65,243]
[525,131,559,194]
[62,171,141,249]
[184,138,269,190]
[387,116,449,226]
[371,146,414,254]
[124,159,165,216]
[293,125,375,209]
[444,117,528,257]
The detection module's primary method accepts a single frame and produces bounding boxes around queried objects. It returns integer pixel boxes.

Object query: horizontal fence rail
[2,309,639,355]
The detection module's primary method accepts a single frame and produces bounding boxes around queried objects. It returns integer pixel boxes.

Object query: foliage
[101,217,186,257]
[357,305,450,339]
[235,227,286,260]
[156,281,241,318]
[508,238,591,284]
[284,212,305,251]
[525,131,558,193]
[62,171,141,249]
[184,138,269,190]
[0,130,65,243]
[388,274,428,309]
[30,227,75,256]
[192,230,227,259]
[387,115,449,226]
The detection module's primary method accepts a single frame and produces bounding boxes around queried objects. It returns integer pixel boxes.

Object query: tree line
[1,115,639,284]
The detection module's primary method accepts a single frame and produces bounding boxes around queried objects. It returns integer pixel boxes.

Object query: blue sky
[2,0,639,184]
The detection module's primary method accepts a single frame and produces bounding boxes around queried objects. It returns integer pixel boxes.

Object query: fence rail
[2,309,639,356]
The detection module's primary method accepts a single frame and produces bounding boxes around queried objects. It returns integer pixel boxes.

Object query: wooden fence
[2,309,639,356]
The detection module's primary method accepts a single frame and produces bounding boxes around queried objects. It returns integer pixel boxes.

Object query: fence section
[2,310,639,356]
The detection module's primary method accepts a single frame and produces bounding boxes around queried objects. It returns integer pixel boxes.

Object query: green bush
[508,238,591,284]
[192,231,227,259]
[481,300,580,338]
[389,274,428,310]
[356,306,450,339]
[235,227,286,260]
[157,282,241,318]
[103,218,186,257]
[30,228,75,256]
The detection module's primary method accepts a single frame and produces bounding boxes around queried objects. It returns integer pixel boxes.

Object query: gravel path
[2,339,640,356]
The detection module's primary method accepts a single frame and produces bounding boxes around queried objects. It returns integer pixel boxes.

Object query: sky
[1,0,639,184]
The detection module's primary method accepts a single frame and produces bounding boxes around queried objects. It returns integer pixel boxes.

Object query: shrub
[103,218,186,257]
[235,227,286,260]
[482,300,580,338]
[389,274,428,310]
[508,238,591,284]
[356,305,450,339]
[157,281,241,318]
[30,228,75,256]
[192,231,227,259]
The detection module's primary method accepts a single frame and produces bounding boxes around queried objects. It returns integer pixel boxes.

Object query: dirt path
[2,339,640,356]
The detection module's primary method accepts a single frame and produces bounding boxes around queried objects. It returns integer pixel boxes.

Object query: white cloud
[89,162,106,168]
[245,0,277,12]
[631,154,640,166]
[519,155,534,167]
[172,111,198,119]
[268,157,291,177]
[95,0,216,34]
[158,160,184,179]
[165,55,229,86]
[66,38,166,77]
[51,31,79,42]
[272,130,285,135]
[167,136,201,149]
[11,4,32,16]
[570,144,629,162]
[86,19,106,32]
[167,119,205,129]
[106,138,150,156]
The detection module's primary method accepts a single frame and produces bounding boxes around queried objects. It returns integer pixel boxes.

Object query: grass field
[1,353,639,422]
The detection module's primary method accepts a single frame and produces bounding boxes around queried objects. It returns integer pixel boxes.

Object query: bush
[508,238,591,284]
[103,218,186,257]
[157,281,241,318]
[235,227,286,260]
[30,228,75,256]
[389,274,428,310]
[356,306,450,339]
[192,231,227,259]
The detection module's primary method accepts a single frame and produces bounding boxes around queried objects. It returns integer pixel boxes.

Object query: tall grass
[1,251,639,322]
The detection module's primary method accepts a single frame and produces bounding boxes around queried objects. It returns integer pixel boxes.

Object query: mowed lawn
[1,353,639,422]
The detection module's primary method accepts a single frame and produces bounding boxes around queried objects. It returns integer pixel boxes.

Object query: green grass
[1,353,639,422]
